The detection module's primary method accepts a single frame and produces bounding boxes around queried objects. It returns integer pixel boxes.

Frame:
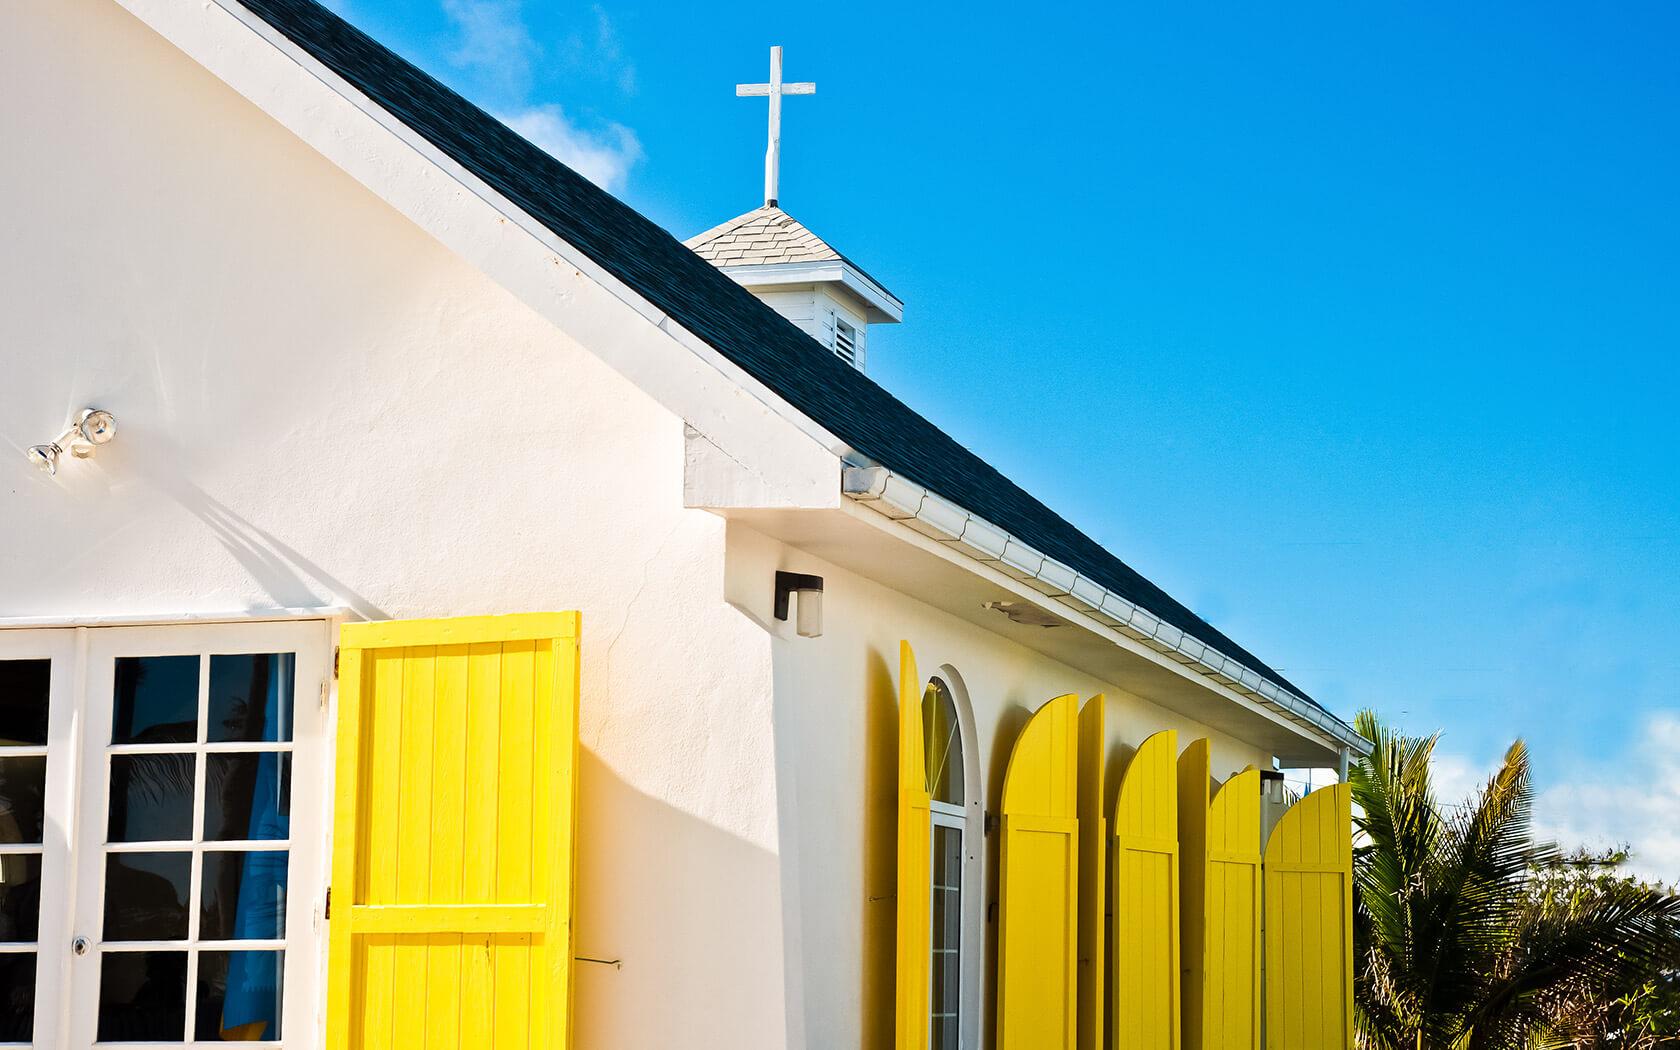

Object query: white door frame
[0,629,77,1050]
[0,620,331,1050]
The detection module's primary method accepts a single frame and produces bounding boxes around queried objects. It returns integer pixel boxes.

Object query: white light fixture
[773,571,825,638]
[27,408,117,476]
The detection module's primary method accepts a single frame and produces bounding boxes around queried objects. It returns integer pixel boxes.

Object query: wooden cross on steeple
[736,46,815,208]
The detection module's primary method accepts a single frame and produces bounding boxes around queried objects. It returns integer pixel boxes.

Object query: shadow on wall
[862,646,896,1049]
[574,748,786,1049]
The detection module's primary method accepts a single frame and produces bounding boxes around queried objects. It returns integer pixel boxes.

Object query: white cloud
[497,105,642,193]
[1531,712,1680,886]
[443,0,540,101]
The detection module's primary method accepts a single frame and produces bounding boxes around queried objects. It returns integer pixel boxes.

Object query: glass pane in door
[0,658,50,1045]
[929,822,963,1050]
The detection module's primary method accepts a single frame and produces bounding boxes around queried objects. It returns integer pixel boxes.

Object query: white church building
[1,1,1368,1048]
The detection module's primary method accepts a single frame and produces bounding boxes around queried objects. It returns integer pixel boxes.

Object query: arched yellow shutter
[1112,729,1180,1049]
[327,613,580,1050]
[998,693,1080,1048]
[1203,769,1261,1050]
[1077,697,1107,1050]
[895,641,932,1050]
[1263,783,1353,1050]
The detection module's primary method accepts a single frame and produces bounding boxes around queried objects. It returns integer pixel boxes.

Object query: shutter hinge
[332,646,340,680]
[324,887,330,920]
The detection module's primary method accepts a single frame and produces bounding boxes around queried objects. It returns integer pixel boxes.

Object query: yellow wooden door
[998,693,1080,1049]
[1077,697,1108,1050]
[1262,783,1353,1050]
[1203,768,1261,1050]
[896,641,933,1050]
[328,613,581,1050]
[1112,730,1180,1049]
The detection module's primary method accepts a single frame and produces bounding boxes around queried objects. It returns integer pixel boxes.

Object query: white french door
[0,622,329,1050]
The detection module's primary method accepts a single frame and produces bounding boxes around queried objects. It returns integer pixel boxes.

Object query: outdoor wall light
[773,571,824,638]
[26,408,117,476]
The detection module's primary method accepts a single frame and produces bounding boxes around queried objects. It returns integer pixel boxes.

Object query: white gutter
[842,463,1371,757]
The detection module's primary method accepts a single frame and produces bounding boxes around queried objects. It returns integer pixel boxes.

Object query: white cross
[736,46,815,208]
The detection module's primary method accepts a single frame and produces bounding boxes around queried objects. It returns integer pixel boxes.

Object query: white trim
[0,609,353,632]
[927,668,983,1050]
[846,465,1370,757]
[717,259,905,324]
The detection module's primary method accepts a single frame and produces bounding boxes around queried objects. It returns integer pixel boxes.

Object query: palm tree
[1349,712,1680,1050]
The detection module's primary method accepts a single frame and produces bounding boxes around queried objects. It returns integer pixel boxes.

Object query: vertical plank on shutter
[393,647,436,1049]
[362,649,406,1048]
[427,645,469,1050]
[528,639,554,1047]
[495,641,535,1050]
[327,646,366,1050]
[460,642,502,1050]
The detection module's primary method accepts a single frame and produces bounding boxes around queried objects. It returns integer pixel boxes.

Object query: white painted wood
[736,46,816,206]
[0,629,76,1050]
[65,621,329,1050]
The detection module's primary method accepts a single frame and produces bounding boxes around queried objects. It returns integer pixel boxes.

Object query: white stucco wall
[724,524,1272,1050]
[0,2,794,1046]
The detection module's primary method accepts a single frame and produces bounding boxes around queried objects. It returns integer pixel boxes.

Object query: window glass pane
[112,655,199,745]
[200,851,288,941]
[104,852,191,941]
[205,753,291,841]
[923,678,965,806]
[109,753,195,841]
[0,953,35,1042]
[0,756,47,843]
[929,823,963,1049]
[0,660,49,746]
[195,950,284,1040]
[0,854,42,942]
[98,950,186,1041]
[208,654,295,743]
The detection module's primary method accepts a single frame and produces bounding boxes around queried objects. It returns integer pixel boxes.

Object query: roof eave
[719,259,905,324]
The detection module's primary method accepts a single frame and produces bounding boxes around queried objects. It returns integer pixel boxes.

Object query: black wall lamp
[774,571,824,638]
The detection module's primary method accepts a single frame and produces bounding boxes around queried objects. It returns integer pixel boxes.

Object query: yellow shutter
[1178,740,1212,1050]
[1263,783,1353,1050]
[998,693,1080,1049]
[1112,729,1181,1049]
[895,641,933,1050]
[1077,697,1107,1050]
[1203,768,1261,1050]
[327,613,581,1050]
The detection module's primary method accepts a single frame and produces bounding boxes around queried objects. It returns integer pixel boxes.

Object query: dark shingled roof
[232,0,1323,710]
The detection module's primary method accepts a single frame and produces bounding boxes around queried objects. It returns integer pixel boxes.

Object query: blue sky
[328,0,1680,878]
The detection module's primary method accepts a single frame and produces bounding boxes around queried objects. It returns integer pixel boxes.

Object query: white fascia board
[842,464,1371,756]
[123,0,853,501]
[724,260,904,324]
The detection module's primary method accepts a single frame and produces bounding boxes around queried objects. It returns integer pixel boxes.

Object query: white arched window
[922,671,981,1049]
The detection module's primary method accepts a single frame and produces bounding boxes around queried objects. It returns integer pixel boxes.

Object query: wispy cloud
[440,1,642,192]
[497,105,642,193]
[1531,712,1680,886]
[1432,715,1680,886]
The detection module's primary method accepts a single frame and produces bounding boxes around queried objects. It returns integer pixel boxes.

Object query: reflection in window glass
[0,854,43,942]
[0,756,47,843]
[0,660,50,747]
[108,753,195,842]
[200,851,288,941]
[208,654,295,743]
[0,953,36,1041]
[98,950,187,1042]
[196,950,284,1040]
[104,852,192,941]
[112,656,198,744]
[205,753,291,841]
[922,678,965,806]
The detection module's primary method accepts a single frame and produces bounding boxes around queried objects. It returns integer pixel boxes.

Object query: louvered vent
[833,318,859,367]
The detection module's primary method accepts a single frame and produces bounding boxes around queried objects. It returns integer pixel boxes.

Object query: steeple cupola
[685,46,902,371]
